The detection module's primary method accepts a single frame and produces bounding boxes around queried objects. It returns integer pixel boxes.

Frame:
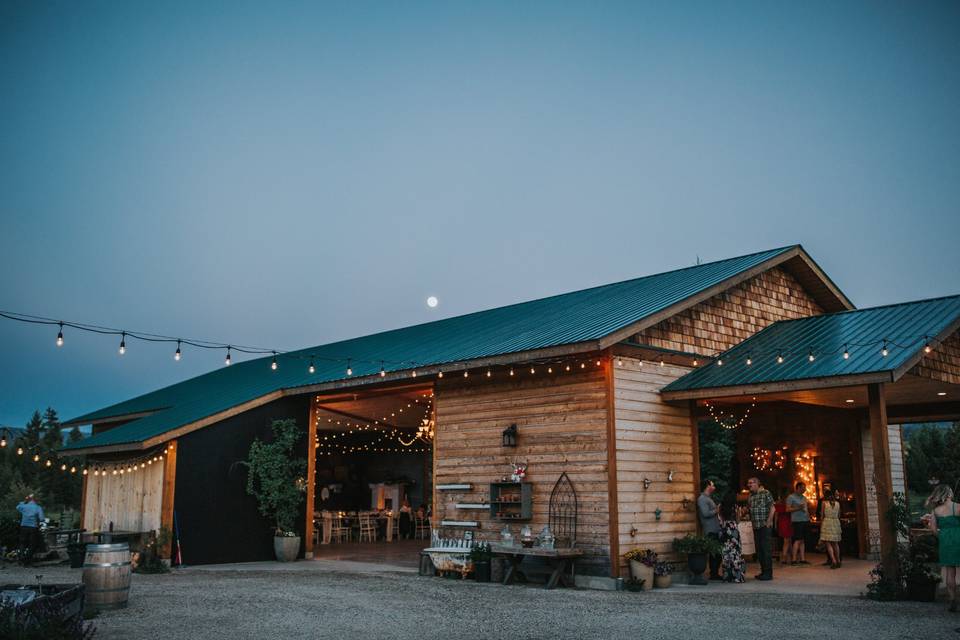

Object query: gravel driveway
[2,563,955,640]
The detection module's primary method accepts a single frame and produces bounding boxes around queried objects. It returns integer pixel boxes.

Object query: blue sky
[1,1,958,426]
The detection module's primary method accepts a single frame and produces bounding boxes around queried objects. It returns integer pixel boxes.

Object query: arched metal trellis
[549,472,578,548]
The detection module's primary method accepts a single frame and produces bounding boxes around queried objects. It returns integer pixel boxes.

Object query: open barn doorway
[308,385,434,568]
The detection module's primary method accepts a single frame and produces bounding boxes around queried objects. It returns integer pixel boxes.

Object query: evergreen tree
[41,407,63,450]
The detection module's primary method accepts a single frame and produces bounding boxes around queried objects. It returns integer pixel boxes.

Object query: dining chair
[415,516,431,540]
[359,513,377,542]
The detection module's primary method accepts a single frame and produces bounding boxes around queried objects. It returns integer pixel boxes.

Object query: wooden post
[79,469,89,530]
[850,418,870,558]
[160,440,178,559]
[867,383,896,577]
[689,401,701,533]
[604,355,621,578]
[304,397,318,558]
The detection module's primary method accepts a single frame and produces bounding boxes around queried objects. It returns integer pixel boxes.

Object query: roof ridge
[287,245,800,355]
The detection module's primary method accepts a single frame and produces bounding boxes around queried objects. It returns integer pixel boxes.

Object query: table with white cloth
[738,521,755,556]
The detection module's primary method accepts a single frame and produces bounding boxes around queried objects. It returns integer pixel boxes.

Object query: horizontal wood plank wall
[83,462,163,533]
[613,357,696,569]
[433,366,611,574]
[910,330,960,385]
[632,266,824,354]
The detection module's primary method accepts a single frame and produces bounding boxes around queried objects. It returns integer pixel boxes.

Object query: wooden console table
[489,545,582,590]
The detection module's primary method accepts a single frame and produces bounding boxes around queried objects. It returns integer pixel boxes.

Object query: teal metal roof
[662,294,960,396]
[63,246,801,451]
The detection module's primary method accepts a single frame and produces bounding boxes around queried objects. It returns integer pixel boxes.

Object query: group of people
[698,478,844,582]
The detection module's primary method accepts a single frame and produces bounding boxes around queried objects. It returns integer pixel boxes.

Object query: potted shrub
[653,561,672,588]
[470,542,492,582]
[624,577,645,592]
[623,548,657,591]
[243,418,306,562]
[673,534,721,586]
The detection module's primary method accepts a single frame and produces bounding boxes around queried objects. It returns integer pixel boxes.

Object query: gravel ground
[2,563,957,640]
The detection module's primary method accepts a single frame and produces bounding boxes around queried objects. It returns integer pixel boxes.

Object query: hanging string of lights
[315,395,434,453]
[705,400,756,430]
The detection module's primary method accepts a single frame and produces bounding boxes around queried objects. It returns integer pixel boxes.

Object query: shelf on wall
[489,482,533,521]
[436,484,472,491]
[440,520,479,527]
[455,503,487,510]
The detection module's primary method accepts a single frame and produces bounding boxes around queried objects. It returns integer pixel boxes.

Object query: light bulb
[17,447,23,456]
[659,359,664,367]
[119,332,126,355]
[225,348,232,366]
[271,353,278,371]
[565,364,571,371]
[808,352,815,362]
[61,464,67,471]
[33,454,39,462]
[843,346,849,360]
[411,370,417,377]
[692,358,698,366]
[530,367,535,374]
[486,370,492,377]
[347,360,353,376]
[881,341,888,357]
[0,438,5,448]
[616,357,623,367]
[174,340,182,361]
[716,359,723,366]
[463,370,468,378]
[509,368,514,376]
[776,353,784,364]
[438,370,443,378]
[56,322,64,347]
[380,363,386,377]
[308,359,315,374]
[70,466,76,473]
[745,357,751,366]
[924,343,932,354]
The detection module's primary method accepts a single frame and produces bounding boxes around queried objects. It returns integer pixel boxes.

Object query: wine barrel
[82,543,131,610]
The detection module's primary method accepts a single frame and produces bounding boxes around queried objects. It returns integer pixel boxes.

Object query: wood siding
[910,330,960,385]
[860,423,906,558]
[82,462,164,533]
[433,366,612,575]
[633,266,825,355]
[613,357,696,569]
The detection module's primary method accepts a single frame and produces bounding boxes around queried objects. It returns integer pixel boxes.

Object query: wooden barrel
[82,543,131,610]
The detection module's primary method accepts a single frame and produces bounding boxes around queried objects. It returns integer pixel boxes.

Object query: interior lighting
[845,399,855,404]
[56,322,64,347]
[16,447,23,456]
[509,368,514,376]
[938,392,948,397]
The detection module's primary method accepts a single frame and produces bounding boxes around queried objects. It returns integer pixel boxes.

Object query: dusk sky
[1,2,958,427]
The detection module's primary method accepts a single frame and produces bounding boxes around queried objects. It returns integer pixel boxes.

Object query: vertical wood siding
[82,462,164,533]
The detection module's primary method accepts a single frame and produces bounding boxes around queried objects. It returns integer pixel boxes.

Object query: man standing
[786,482,811,565]
[16,494,44,566]
[697,479,722,580]
[747,477,774,581]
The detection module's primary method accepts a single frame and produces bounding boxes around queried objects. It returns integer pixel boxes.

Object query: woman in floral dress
[719,495,746,583]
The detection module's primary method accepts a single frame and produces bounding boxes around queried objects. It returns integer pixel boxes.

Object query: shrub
[244,419,306,536]
[672,533,722,555]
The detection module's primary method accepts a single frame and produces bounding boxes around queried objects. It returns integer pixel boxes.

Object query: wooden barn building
[62,245,960,576]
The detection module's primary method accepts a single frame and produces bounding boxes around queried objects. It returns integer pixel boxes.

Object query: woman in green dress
[927,484,960,611]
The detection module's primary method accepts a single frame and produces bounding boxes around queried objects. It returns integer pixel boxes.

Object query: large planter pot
[654,574,672,589]
[67,542,87,569]
[473,560,491,583]
[906,578,938,602]
[629,560,654,591]
[273,536,300,562]
[686,552,708,586]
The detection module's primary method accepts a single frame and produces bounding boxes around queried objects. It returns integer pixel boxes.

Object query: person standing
[786,482,811,565]
[747,477,775,580]
[16,494,44,566]
[697,479,722,580]
[719,495,746,583]
[926,484,960,612]
[819,489,842,569]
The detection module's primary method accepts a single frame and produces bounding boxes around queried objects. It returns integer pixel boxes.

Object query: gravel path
[2,563,956,640]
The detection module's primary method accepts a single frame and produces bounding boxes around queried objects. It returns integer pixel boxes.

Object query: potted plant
[653,561,672,588]
[623,577,645,592]
[470,542,492,582]
[673,534,721,586]
[623,548,657,591]
[243,418,306,562]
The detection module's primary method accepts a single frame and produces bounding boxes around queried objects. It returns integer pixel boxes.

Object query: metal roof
[661,294,960,397]
[62,245,811,452]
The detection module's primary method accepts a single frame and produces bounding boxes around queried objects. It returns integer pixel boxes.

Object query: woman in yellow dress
[819,490,842,569]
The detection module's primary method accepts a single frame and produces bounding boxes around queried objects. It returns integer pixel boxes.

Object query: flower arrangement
[511,462,527,482]
[622,548,658,567]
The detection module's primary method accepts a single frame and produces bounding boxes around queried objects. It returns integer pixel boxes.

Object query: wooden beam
[304,397,318,558]
[689,401,701,532]
[867,383,896,577]
[159,440,178,560]
[886,400,960,423]
[850,419,870,558]
[660,372,893,402]
[79,471,88,530]
[603,353,620,578]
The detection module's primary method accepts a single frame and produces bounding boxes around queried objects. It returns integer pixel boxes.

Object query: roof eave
[659,370,895,402]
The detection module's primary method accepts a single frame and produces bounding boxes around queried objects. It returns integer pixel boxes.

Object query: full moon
[427,296,439,308]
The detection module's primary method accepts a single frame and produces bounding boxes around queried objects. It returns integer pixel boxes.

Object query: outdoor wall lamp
[642,477,652,490]
[667,470,674,482]
[681,497,692,511]
[629,526,638,538]
[654,507,662,521]
[502,423,518,447]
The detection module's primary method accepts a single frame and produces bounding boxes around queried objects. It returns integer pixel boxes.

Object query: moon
[427,296,439,308]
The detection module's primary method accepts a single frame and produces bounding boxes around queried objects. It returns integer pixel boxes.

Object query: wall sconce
[629,526,638,538]
[654,507,662,521]
[642,477,652,490]
[681,497,692,511]
[667,470,674,482]
[501,423,518,447]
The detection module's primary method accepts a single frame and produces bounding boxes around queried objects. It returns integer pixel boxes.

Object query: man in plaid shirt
[748,477,775,580]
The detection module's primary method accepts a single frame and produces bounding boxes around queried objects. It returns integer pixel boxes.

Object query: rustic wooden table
[489,545,583,589]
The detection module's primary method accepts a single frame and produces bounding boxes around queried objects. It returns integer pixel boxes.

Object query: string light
[808,350,815,362]
[881,340,888,357]
[745,356,751,366]
[438,370,443,378]
[225,347,232,366]
[308,358,315,375]
[776,352,784,364]
[717,358,723,366]
[380,362,386,377]
[843,345,849,360]
[346,360,353,376]
[118,332,126,355]
[616,356,623,367]
[271,352,279,371]
[463,370,468,378]
[486,370,492,377]
[509,368,514,376]
[56,322,64,347]
[705,401,755,430]
[692,358,698,366]
[174,340,182,361]
[924,338,932,354]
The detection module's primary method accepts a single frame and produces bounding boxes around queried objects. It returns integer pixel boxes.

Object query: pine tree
[41,407,63,450]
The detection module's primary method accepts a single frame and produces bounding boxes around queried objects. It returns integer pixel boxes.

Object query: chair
[329,512,350,543]
[359,513,377,542]
[415,516,431,540]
